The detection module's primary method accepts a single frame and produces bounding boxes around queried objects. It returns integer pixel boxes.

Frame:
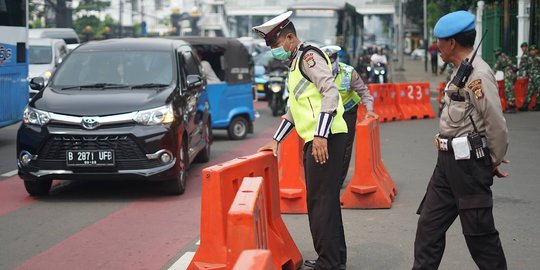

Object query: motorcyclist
[370,47,388,82]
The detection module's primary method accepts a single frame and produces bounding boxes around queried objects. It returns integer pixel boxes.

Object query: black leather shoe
[303,259,346,269]
[532,106,540,112]
[518,105,529,112]
[304,260,316,268]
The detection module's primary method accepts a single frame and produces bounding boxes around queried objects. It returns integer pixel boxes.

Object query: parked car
[28,38,68,99]
[18,38,211,196]
[410,48,426,60]
[29,28,80,51]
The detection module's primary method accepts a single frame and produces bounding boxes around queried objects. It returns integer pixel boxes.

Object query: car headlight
[381,70,386,75]
[257,84,265,91]
[133,104,175,125]
[374,70,380,75]
[41,70,53,79]
[270,84,282,93]
[23,106,51,126]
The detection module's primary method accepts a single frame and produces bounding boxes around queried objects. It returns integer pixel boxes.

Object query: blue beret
[434,11,475,38]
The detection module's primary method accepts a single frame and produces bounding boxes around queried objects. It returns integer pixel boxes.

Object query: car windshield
[29,45,52,64]
[52,51,173,89]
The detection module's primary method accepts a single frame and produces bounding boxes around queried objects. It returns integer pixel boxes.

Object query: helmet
[321,45,341,63]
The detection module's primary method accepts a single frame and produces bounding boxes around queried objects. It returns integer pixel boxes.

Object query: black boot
[504,105,516,113]
[518,105,529,112]
[533,105,540,112]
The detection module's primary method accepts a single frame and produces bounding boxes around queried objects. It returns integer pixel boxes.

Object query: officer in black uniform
[254,12,348,270]
[413,11,509,270]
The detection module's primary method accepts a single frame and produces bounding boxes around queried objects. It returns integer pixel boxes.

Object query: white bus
[0,0,28,128]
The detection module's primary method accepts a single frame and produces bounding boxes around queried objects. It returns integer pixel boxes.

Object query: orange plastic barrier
[188,152,302,270]
[436,82,446,104]
[278,129,307,214]
[226,177,268,268]
[394,82,435,120]
[340,117,397,208]
[233,250,276,270]
[497,80,508,111]
[514,78,536,110]
[368,83,401,122]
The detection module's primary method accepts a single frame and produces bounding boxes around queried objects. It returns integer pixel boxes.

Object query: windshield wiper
[61,83,129,90]
[130,83,169,89]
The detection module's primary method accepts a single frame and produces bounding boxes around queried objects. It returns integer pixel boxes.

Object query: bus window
[291,10,338,46]
[0,0,26,27]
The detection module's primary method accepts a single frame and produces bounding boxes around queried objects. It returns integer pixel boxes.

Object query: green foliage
[73,15,117,37]
[406,0,499,37]
[76,0,110,12]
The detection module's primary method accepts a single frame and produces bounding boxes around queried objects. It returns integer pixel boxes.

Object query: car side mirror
[30,77,45,90]
[186,74,204,90]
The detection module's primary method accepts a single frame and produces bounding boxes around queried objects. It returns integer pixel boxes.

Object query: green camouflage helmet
[530,44,538,51]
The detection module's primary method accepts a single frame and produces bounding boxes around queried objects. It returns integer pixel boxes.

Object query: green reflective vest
[335,62,362,111]
[287,49,347,143]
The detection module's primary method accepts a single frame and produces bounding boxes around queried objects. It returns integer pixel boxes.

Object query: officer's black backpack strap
[298,45,329,82]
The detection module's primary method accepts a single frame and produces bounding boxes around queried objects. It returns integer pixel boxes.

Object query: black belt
[435,135,487,152]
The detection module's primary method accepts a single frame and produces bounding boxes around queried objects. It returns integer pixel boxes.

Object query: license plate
[66,150,115,166]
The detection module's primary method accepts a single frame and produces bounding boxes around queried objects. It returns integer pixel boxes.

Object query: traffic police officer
[413,11,509,270]
[254,12,348,270]
[493,48,517,113]
[322,45,378,187]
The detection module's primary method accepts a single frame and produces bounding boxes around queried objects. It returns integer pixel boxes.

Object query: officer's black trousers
[413,151,507,270]
[304,133,347,270]
[340,105,359,186]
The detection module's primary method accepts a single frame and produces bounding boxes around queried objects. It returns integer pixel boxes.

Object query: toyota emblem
[81,117,100,130]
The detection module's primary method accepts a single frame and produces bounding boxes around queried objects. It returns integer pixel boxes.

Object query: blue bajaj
[178,37,255,140]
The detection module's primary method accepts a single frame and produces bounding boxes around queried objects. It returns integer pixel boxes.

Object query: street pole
[397,0,405,71]
[423,0,427,72]
[119,0,123,38]
[503,0,509,53]
[530,0,536,44]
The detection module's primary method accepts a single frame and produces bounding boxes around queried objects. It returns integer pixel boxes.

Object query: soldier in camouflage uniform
[518,42,529,77]
[519,44,540,111]
[493,48,517,113]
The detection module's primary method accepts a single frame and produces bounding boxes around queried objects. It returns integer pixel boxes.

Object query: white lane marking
[1,170,18,177]
[168,252,195,270]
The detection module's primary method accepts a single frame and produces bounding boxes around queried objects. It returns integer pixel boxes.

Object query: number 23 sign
[407,85,423,100]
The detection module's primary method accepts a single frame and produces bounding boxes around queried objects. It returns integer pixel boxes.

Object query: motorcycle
[266,70,288,117]
[372,62,388,84]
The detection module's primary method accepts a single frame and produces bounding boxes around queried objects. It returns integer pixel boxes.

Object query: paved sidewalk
[392,57,445,89]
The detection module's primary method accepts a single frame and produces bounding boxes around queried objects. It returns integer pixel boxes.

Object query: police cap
[321,45,341,57]
[252,11,293,46]
[434,11,475,39]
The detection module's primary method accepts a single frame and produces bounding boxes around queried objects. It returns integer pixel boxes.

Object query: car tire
[24,179,52,196]
[165,140,188,195]
[195,119,211,163]
[227,116,248,140]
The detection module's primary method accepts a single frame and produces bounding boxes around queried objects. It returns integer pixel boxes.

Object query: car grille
[36,135,164,170]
